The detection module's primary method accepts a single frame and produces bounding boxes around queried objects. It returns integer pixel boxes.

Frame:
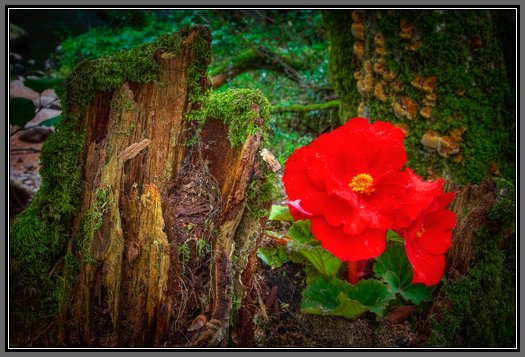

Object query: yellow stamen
[349,173,375,194]
[416,226,425,238]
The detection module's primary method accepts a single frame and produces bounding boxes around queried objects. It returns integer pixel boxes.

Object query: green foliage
[374,243,435,305]
[268,205,294,223]
[23,77,63,94]
[180,242,190,269]
[197,238,208,257]
[286,220,342,277]
[287,220,315,243]
[39,115,62,127]
[257,246,288,269]
[9,97,36,127]
[289,238,342,278]
[428,180,516,347]
[261,208,439,322]
[301,276,393,319]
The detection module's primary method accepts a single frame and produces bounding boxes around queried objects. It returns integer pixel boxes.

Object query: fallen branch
[211,47,305,89]
[272,100,340,113]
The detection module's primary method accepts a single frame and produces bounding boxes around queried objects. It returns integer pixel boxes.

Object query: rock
[19,126,53,143]
[10,23,30,47]
[10,79,39,102]
[10,178,32,218]
[26,108,62,127]
[39,95,61,109]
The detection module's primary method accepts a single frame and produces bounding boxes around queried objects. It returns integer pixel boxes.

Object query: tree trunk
[10,25,275,348]
[324,10,516,347]
[324,10,515,185]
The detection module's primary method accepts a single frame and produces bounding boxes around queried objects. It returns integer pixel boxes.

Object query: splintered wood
[117,138,151,162]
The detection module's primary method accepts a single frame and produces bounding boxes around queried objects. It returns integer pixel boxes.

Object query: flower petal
[405,239,446,286]
[310,216,386,261]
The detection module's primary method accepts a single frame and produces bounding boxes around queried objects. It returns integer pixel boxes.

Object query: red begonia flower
[392,168,446,232]
[403,192,456,286]
[310,216,386,261]
[283,117,410,260]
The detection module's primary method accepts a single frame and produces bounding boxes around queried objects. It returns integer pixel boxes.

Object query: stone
[10,79,39,102]
[18,126,53,143]
[26,108,62,127]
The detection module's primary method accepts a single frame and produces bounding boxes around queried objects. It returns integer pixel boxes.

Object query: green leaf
[347,279,394,316]
[9,97,36,127]
[301,276,367,319]
[290,241,341,277]
[374,243,412,286]
[304,264,322,284]
[373,243,434,304]
[268,205,294,222]
[24,77,62,94]
[300,276,393,319]
[386,229,403,243]
[287,220,314,243]
[286,219,341,277]
[401,283,434,305]
[257,246,288,268]
[38,115,61,127]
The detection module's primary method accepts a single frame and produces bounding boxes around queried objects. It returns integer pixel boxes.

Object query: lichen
[9,25,211,329]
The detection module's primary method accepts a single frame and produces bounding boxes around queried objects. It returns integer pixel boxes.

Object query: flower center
[416,226,426,238]
[349,173,375,194]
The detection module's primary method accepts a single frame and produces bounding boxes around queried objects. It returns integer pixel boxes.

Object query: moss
[427,179,515,347]
[272,100,340,113]
[187,88,272,147]
[323,11,362,121]
[324,10,515,184]
[10,25,211,329]
[179,242,191,273]
[246,166,280,219]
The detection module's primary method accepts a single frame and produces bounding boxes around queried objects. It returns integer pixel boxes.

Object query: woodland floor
[254,252,426,348]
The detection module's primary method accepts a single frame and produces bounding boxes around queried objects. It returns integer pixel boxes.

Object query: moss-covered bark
[427,179,515,347]
[324,10,515,184]
[324,10,516,348]
[10,25,277,348]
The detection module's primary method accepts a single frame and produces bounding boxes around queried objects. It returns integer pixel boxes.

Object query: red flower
[403,192,456,286]
[283,118,410,260]
[392,168,446,232]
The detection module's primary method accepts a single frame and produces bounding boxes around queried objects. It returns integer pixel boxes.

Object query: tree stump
[10,26,276,347]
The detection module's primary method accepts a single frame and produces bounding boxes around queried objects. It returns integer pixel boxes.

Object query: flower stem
[347,260,367,284]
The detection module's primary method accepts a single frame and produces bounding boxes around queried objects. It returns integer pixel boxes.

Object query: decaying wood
[64,26,271,347]
[443,179,498,279]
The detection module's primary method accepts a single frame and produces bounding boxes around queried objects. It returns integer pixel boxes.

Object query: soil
[253,260,425,348]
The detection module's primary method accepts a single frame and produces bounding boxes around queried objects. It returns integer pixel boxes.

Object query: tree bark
[46,27,273,347]
[324,10,515,184]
